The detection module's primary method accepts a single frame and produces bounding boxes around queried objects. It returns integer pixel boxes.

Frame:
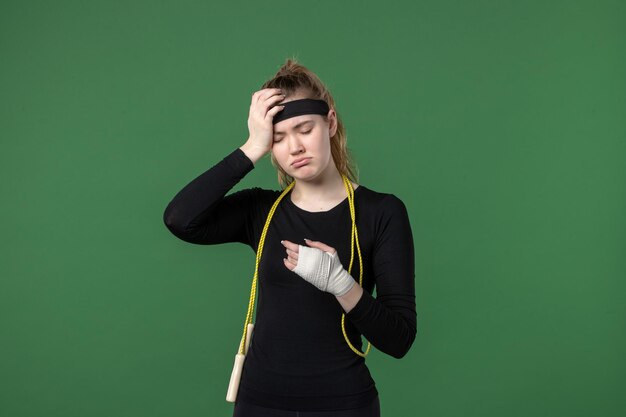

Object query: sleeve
[345,194,417,359]
[162,147,259,247]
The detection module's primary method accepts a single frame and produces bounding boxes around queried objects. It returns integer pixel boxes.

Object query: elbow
[391,323,417,359]
[163,206,213,245]
[163,207,178,233]
[163,205,188,238]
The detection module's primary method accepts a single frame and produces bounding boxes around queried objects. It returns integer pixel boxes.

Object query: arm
[162,146,260,246]
[343,195,417,359]
[336,282,364,313]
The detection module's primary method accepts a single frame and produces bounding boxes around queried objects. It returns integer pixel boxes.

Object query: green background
[1,0,624,416]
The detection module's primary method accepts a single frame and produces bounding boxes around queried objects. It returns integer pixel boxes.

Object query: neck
[290,164,351,204]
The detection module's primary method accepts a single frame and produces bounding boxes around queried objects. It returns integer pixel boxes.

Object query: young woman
[163,59,417,417]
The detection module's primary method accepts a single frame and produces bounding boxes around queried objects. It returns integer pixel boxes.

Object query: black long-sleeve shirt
[163,147,417,412]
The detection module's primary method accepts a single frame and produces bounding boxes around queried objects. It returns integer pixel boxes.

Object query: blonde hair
[260,57,359,190]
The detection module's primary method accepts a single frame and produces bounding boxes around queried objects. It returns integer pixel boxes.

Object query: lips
[291,157,311,167]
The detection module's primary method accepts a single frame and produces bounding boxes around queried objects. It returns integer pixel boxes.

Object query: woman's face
[271,96,337,182]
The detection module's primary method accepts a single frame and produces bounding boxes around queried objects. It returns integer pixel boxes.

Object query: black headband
[272,98,330,125]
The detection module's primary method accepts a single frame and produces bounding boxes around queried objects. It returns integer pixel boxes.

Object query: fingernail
[304,238,309,242]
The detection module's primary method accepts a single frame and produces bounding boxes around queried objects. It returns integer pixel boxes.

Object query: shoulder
[357,187,414,257]
[356,185,412,240]
[356,185,409,215]
[238,186,282,199]
[240,186,285,209]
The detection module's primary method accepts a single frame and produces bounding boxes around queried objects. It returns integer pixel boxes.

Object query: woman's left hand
[281,238,356,297]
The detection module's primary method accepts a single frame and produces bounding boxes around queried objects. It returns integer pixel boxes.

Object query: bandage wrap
[292,245,356,297]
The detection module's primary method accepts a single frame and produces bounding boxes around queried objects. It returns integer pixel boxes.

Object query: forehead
[273,115,318,134]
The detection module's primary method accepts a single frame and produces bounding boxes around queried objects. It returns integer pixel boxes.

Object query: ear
[328,108,338,137]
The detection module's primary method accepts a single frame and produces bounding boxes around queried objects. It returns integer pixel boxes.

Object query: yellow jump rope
[226,174,372,402]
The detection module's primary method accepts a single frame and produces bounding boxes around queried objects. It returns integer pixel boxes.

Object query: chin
[291,168,323,182]
[287,164,307,174]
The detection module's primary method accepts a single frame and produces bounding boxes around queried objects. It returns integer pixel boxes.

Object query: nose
[288,135,305,154]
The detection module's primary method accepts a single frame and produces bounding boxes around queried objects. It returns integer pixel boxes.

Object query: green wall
[1,1,624,416]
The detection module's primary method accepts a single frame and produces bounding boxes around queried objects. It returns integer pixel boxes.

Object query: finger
[281,240,299,251]
[253,88,275,101]
[253,91,284,120]
[267,103,285,118]
[284,256,297,267]
[304,239,336,255]
[283,257,293,270]
[285,247,299,261]
[257,88,283,104]
[264,92,286,114]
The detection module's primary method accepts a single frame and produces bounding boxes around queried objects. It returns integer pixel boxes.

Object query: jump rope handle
[226,323,254,402]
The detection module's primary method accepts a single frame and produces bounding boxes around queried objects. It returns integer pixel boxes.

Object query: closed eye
[274,129,312,142]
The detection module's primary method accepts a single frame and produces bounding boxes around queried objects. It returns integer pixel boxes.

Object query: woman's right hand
[245,88,286,155]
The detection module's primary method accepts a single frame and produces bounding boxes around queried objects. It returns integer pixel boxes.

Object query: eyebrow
[274,120,314,135]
